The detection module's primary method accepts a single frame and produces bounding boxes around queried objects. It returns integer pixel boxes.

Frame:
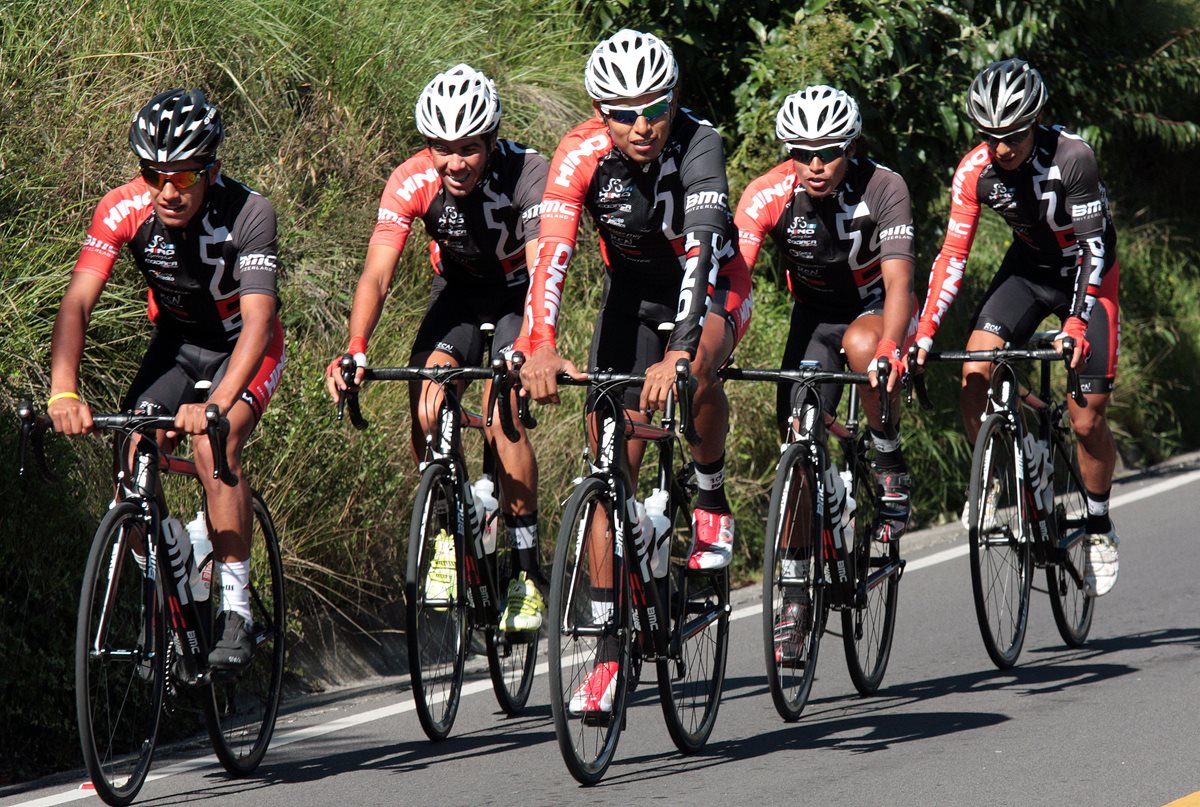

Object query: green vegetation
[2,0,1198,782]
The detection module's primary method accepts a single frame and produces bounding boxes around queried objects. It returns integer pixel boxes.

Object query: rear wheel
[1046,427,1094,646]
[76,503,164,807]
[968,415,1032,669]
[842,445,900,694]
[485,504,539,714]
[658,490,729,753]
[205,494,286,774]
[761,443,823,721]
[406,461,467,741]
[548,476,628,785]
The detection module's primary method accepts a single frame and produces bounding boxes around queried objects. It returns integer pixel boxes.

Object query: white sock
[591,599,614,626]
[513,522,537,550]
[218,559,252,622]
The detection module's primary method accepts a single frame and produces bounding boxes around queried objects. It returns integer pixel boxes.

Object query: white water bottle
[162,516,193,605]
[472,477,499,554]
[185,511,213,602]
[644,488,671,578]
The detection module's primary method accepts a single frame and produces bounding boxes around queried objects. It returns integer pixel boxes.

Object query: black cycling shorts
[410,274,525,365]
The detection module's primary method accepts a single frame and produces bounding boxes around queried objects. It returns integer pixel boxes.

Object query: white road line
[14,467,1199,806]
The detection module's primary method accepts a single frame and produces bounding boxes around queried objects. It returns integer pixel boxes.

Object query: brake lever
[1060,337,1087,407]
[906,344,933,410]
[491,357,521,443]
[875,356,892,430]
[204,404,239,487]
[16,400,57,482]
[337,354,369,430]
[674,359,701,446]
[510,352,538,431]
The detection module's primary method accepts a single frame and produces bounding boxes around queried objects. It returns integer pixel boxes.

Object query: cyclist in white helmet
[518,29,752,713]
[914,59,1122,596]
[735,84,917,664]
[326,64,550,630]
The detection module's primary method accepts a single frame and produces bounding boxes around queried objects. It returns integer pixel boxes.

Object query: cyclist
[914,59,1121,596]
[517,29,752,712]
[47,88,286,670]
[325,64,548,632]
[735,85,916,664]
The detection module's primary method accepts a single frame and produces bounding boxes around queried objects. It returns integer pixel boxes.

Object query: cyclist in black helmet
[49,88,286,669]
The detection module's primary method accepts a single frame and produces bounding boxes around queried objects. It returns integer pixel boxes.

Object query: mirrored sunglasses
[788,142,849,163]
[978,126,1033,148]
[140,164,212,191]
[600,92,673,125]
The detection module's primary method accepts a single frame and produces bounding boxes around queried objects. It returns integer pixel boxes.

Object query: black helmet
[129,89,224,163]
[965,59,1046,133]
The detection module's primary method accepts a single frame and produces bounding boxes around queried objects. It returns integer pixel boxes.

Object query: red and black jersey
[919,125,1117,339]
[521,111,747,357]
[370,139,547,295]
[736,156,914,315]
[73,174,278,349]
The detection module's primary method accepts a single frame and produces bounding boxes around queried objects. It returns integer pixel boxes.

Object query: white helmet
[584,29,678,101]
[966,59,1046,133]
[775,85,862,143]
[414,63,502,141]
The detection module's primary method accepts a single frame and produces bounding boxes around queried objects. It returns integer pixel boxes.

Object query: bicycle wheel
[657,490,729,753]
[407,461,468,741]
[205,493,286,774]
[968,414,1032,669]
[1046,427,1094,646]
[485,507,540,715]
[842,444,900,694]
[761,443,823,721]
[548,476,628,785]
[76,502,165,807]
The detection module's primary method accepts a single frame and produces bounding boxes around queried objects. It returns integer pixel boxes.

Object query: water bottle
[472,477,499,554]
[644,488,671,578]
[162,516,193,605]
[185,511,213,602]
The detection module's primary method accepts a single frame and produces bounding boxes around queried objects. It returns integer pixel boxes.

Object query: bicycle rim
[1047,429,1094,646]
[76,502,164,806]
[842,448,900,694]
[548,477,628,785]
[406,462,467,741]
[205,494,287,774]
[968,415,1032,669]
[486,513,539,714]
[657,496,729,753]
[761,444,822,721]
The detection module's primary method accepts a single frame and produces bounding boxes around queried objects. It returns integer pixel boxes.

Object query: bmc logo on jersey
[1071,200,1103,218]
[684,190,727,212]
[878,224,914,242]
[144,234,176,257]
[539,199,580,220]
[947,218,972,237]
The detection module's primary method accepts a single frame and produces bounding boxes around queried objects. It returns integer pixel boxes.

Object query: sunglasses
[788,142,849,163]
[140,163,213,191]
[600,92,673,125]
[978,126,1033,148]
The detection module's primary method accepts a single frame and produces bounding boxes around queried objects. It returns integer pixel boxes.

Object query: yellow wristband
[47,391,82,407]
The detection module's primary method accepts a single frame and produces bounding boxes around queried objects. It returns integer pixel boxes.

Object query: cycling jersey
[370,139,548,294]
[73,174,279,349]
[918,125,1117,341]
[736,156,915,315]
[520,111,750,357]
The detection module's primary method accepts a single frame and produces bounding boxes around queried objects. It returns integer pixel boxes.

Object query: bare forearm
[50,297,90,394]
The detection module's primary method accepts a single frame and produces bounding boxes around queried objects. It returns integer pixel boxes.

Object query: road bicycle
[722,357,903,721]
[912,332,1093,668]
[17,397,286,806]
[537,358,729,785]
[336,330,538,741]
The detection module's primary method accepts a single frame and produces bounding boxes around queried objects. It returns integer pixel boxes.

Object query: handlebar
[720,363,890,427]
[907,335,1086,409]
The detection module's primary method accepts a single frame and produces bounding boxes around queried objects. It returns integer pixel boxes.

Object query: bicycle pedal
[582,710,615,728]
[502,629,537,644]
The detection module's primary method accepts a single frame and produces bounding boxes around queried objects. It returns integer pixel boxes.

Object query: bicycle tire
[968,414,1032,669]
[485,507,539,715]
[657,493,729,753]
[406,461,468,741]
[842,443,900,694]
[761,443,823,721]
[205,493,287,774]
[76,502,165,807]
[1046,427,1094,646]
[548,476,628,785]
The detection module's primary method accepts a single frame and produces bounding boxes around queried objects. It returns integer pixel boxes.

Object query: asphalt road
[5,456,1200,807]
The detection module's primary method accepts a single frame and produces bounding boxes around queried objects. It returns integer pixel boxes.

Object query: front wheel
[968,415,1032,669]
[761,444,823,721]
[407,461,468,741]
[76,502,165,807]
[485,512,539,714]
[205,493,287,774]
[842,448,900,694]
[658,494,729,753]
[1046,427,1094,646]
[548,476,628,785]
